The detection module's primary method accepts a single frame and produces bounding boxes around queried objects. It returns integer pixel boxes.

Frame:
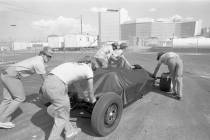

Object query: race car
[69,65,154,136]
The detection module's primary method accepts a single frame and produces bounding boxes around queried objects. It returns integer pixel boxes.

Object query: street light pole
[98,12,101,47]
[80,15,83,34]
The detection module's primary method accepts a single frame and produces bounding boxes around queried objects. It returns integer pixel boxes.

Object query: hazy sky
[0,0,210,41]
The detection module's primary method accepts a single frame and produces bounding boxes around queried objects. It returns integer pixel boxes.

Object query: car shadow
[25,94,98,139]
[70,108,98,137]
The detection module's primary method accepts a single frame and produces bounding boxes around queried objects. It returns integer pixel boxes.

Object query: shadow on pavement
[70,109,97,137]
[31,108,53,140]
[151,84,180,100]
[26,93,98,139]
[11,108,23,121]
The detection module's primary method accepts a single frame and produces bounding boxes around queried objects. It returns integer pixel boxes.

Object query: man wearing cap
[94,42,118,68]
[109,42,133,70]
[41,56,96,140]
[152,51,183,100]
[0,47,53,128]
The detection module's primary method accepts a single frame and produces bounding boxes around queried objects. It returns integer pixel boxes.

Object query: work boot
[65,128,81,139]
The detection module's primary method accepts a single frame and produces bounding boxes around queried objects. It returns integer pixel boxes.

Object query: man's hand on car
[132,64,142,69]
[89,95,96,104]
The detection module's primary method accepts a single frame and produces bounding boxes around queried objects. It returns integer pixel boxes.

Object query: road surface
[0,51,210,140]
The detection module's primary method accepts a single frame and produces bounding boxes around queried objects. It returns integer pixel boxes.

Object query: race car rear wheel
[91,92,123,136]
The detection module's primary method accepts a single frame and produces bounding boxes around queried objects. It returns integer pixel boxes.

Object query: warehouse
[121,19,202,47]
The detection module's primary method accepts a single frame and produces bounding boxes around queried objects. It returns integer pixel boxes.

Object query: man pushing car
[0,47,53,129]
[40,56,97,140]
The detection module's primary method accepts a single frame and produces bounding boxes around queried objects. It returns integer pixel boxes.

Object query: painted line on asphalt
[200,75,210,79]
[200,73,210,79]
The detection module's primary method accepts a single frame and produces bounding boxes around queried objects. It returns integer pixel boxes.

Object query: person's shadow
[26,94,98,140]
[26,94,53,140]
[151,82,180,100]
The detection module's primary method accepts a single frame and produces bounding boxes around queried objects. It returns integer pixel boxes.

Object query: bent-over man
[152,52,183,100]
[94,42,118,68]
[109,42,133,70]
[41,56,97,140]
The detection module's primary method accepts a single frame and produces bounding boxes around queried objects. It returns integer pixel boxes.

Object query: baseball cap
[119,42,128,49]
[157,51,165,60]
[78,55,97,70]
[111,42,118,48]
[40,47,53,57]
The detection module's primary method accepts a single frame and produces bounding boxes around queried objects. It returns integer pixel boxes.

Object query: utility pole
[98,12,101,47]
[80,15,83,34]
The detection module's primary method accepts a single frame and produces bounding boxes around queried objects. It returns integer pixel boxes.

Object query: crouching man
[152,52,183,100]
[41,56,97,140]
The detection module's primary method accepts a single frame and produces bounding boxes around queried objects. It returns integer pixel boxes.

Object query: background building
[64,34,97,48]
[99,9,120,44]
[121,19,202,47]
[47,35,64,49]
[13,42,32,50]
[201,27,210,38]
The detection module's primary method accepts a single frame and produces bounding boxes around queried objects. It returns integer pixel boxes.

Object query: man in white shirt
[0,47,53,129]
[41,56,96,140]
[94,42,118,68]
[152,52,183,100]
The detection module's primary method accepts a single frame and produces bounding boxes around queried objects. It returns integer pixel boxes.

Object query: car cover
[69,67,153,105]
[93,67,153,104]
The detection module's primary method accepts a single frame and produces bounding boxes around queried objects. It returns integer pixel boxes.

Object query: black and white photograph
[0,0,210,139]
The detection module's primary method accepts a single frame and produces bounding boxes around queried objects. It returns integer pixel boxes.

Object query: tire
[91,92,123,136]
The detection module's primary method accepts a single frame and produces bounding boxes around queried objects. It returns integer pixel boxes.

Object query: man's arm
[86,78,96,103]
[153,62,162,78]
[120,55,133,69]
[40,74,46,81]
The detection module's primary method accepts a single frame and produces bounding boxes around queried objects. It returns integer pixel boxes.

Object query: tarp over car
[69,67,153,105]
[94,68,153,105]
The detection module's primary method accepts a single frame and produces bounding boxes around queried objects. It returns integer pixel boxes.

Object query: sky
[0,0,210,41]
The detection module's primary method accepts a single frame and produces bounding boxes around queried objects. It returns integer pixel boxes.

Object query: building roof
[122,18,197,25]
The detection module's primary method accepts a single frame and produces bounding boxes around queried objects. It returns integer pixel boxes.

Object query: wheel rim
[104,103,118,126]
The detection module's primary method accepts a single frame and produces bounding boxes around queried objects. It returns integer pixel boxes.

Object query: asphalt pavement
[0,51,210,140]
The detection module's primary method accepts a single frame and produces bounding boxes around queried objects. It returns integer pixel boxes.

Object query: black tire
[91,92,123,136]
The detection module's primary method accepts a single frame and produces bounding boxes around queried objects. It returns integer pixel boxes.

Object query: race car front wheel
[91,92,123,136]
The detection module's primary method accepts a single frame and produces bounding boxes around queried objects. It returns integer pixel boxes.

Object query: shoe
[66,128,81,138]
[171,92,177,96]
[175,96,182,100]
[0,122,15,129]
[177,94,183,100]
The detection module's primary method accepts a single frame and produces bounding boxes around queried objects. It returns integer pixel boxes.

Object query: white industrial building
[64,34,97,48]
[99,9,120,44]
[121,19,203,47]
[13,42,32,50]
[173,37,210,48]
[47,35,64,49]
[47,34,97,49]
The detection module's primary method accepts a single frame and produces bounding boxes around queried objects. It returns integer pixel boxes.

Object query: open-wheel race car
[69,65,154,136]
